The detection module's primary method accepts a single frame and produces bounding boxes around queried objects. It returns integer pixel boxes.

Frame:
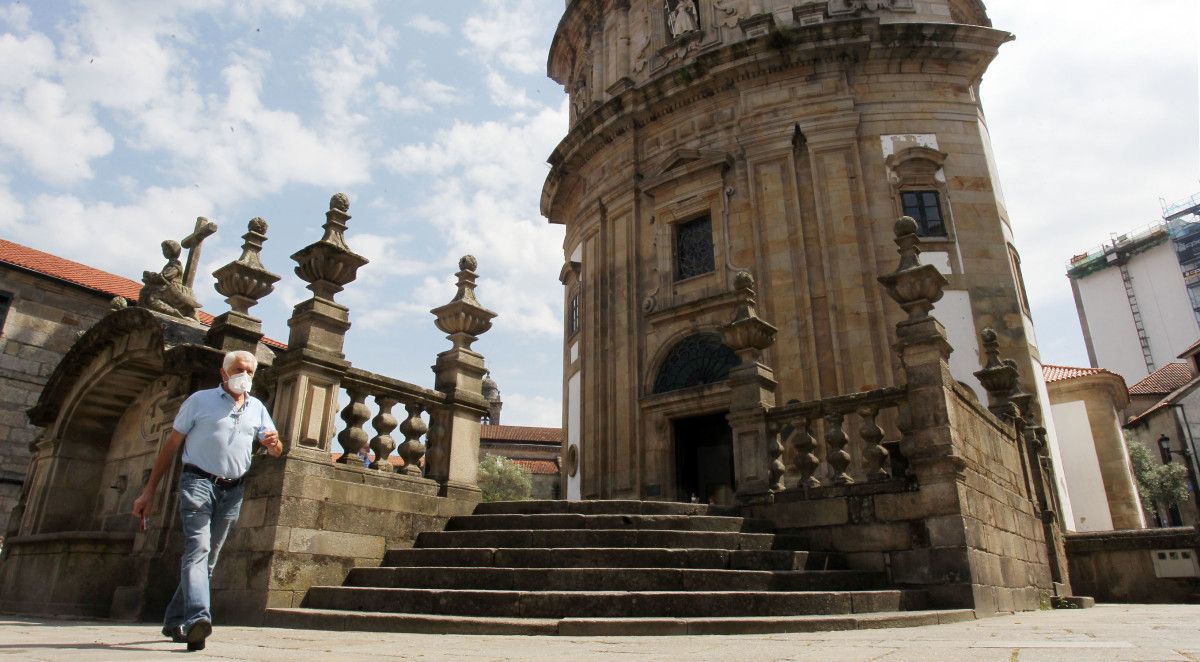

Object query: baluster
[768,422,785,493]
[368,396,398,471]
[424,408,446,483]
[397,403,429,476]
[858,405,890,481]
[336,389,370,463]
[788,416,821,488]
[825,411,853,485]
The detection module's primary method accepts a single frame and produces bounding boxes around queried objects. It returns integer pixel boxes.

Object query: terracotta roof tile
[1178,338,1200,359]
[0,238,285,349]
[1041,364,1122,385]
[510,458,560,475]
[480,424,564,443]
[1129,363,1194,396]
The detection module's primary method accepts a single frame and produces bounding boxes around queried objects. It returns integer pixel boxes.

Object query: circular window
[566,444,579,477]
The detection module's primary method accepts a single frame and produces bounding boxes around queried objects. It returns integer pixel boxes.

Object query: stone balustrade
[766,385,909,491]
[336,368,447,475]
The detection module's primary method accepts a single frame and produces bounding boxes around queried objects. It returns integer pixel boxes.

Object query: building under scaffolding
[1068,193,1200,383]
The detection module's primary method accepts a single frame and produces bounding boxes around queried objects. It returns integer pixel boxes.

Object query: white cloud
[0,80,114,186]
[461,0,547,75]
[380,101,567,335]
[484,69,537,110]
[16,185,217,284]
[407,14,449,35]
[497,392,560,427]
[0,4,32,32]
[376,78,463,114]
[0,31,56,92]
[0,177,25,229]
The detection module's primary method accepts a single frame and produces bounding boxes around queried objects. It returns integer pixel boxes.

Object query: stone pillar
[721,271,780,504]
[428,256,496,498]
[271,193,368,461]
[205,217,281,352]
[878,217,957,481]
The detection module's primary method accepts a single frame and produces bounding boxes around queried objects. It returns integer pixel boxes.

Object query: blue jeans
[163,472,244,631]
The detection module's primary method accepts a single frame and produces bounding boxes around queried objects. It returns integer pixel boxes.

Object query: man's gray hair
[222,350,258,373]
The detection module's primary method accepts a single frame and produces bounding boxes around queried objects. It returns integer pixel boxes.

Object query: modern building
[544,0,1065,508]
[1042,365,1143,532]
[1068,193,1200,385]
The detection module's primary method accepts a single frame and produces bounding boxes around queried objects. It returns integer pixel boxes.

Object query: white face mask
[226,371,253,395]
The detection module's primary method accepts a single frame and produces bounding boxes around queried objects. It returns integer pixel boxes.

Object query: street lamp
[1158,434,1198,493]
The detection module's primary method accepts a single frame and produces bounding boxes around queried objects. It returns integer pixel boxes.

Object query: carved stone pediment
[885,146,949,185]
[828,0,916,16]
[642,149,733,192]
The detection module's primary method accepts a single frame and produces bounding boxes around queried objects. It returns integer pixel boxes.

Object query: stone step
[414,529,776,550]
[474,500,738,517]
[345,567,890,592]
[445,513,773,533]
[381,547,822,570]
[301,587,922,618]
[266,607,977,636]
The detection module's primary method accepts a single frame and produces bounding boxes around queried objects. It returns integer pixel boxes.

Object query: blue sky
[1,1,1197,426]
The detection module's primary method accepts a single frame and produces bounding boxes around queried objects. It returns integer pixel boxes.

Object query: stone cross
[180,216,218,289]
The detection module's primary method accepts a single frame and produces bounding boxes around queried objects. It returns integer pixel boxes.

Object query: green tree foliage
[478,453,532,503]
[1128,439,1191,515]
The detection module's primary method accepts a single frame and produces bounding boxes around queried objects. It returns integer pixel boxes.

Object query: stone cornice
[542,18,1012,222]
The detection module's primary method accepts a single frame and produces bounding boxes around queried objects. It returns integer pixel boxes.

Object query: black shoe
[162,625,186,643]
[185,619,211,651]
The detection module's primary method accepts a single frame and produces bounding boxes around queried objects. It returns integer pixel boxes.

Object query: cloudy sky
[1,1,1197,426]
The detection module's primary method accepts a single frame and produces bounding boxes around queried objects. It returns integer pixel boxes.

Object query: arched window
[652,333,739,394]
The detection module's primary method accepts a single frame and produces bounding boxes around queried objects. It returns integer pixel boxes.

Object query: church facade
[544,0,1063,508]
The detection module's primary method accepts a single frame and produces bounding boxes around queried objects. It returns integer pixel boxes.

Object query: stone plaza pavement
[0,605,1199,661]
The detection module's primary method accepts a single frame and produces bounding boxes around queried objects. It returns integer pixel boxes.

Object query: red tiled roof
[1042,364,1121,385]
[481,424,563,443]
[510,459,559,475]
[1178,338,1200,359]
[0,238,285,349]
[1129,363,1194,396]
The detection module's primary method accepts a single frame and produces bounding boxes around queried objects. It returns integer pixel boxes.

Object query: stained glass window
[675,215,715,281]
[901,190,946,237]
[653,333,739,394]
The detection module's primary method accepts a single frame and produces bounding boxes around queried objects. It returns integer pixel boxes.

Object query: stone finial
[431,255,498,352]
[290,193,368,301]
[109,296,129,311]
[877,216,947,322]
[212,217,281,315]
[721,271,778,366]
[973,327,1021,419]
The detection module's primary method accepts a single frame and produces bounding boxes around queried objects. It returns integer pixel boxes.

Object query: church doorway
[672,412,734,505]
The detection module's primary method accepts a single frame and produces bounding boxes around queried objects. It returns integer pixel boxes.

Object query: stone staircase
[267,500,975,635]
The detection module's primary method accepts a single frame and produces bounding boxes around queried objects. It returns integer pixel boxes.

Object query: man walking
[132,349,283,651]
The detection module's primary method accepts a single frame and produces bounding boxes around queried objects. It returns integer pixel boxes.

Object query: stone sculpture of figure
[141,239,203,320]
[666,0,699,39]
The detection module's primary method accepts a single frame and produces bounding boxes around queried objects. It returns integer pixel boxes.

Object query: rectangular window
[674,215,715,281]
[568,293,580,336]
[0,291,11,335]
[901,190,946,237]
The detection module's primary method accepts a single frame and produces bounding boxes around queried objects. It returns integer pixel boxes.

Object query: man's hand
[260,429,283,458]
[132,489,153,519]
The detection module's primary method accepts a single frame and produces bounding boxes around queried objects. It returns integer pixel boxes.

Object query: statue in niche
[665,0,700,39]
[141,239,203,320]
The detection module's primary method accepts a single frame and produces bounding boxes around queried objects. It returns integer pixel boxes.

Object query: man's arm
[132,429,185,519]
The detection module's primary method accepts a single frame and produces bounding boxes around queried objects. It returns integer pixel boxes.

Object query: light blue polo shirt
[173,386,276,480]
